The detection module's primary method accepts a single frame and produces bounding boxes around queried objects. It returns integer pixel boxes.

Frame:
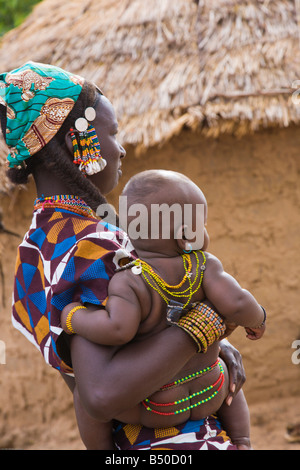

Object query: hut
[0,0,299,450]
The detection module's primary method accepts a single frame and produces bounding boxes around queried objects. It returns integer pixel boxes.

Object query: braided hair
[0,81,108,212]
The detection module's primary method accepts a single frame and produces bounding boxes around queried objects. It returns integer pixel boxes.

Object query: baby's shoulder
[110,264,150,297]
[201,251,224,277]
[201,251,222,266]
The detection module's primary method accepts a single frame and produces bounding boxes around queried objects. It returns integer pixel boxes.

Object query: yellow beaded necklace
[132,251,206,308]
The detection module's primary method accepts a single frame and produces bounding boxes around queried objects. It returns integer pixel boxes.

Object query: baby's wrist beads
[65,305,87,334]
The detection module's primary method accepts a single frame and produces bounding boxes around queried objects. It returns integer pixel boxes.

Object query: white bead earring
[71,106,107,176]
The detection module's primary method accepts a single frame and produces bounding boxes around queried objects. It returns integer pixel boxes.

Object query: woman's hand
[219,339,246,406]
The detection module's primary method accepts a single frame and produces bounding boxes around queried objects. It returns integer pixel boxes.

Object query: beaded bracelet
[65,305,87,334]
[259,305,267,326]
[167,302,226,353]
[249,305,267,329]
[178,305,225,353]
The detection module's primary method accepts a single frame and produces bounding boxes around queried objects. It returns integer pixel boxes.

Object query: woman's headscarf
[0,61,84,168]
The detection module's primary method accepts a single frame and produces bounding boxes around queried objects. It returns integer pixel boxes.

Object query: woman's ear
[64,130,75,157]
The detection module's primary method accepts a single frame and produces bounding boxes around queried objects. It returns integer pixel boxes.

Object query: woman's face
[87,94,126,195]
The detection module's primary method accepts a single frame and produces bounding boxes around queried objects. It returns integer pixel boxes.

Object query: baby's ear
[175,225,190,252]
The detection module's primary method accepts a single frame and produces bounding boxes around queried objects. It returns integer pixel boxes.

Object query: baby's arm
[202,253,266,339]
[61,273,142,345]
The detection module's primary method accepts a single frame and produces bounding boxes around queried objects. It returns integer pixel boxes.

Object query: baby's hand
[245,323,266,340]
[61,302,82,335]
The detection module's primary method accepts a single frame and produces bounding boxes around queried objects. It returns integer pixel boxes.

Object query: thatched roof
[0,0,300,189]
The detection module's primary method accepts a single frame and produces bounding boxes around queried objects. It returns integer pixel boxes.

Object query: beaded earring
[71,106,107,176]
[183,242,193,254]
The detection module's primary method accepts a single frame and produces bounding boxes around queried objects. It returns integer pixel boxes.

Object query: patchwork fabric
[113,417,238,450]
[12,200,134,374]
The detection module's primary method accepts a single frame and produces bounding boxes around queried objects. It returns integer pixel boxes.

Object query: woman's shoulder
[71,219,136,271]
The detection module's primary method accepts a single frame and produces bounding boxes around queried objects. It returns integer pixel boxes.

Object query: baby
[61,169,266,449]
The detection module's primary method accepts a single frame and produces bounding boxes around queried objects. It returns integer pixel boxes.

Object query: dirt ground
[0,127,299,451]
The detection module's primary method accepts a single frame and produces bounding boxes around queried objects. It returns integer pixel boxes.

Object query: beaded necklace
[34,195,97,219]
[131,251,206,309]
[142,362,224,416]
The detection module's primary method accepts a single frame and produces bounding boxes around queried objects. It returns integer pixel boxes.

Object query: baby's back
[115,252,229,427]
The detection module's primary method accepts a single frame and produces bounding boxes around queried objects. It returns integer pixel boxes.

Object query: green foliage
[0,0,42,36]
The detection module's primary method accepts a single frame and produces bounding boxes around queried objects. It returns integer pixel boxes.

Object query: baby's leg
[217,389,251,450]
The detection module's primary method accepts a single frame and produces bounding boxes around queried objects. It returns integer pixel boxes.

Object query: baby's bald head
[121,170,208,253]
[122,169,207,209]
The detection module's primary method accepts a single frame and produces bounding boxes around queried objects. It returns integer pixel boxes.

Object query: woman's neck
[33,166,70,198]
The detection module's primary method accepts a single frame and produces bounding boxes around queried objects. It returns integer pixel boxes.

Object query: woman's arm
[70,325,246,421]
[70,325,197,421]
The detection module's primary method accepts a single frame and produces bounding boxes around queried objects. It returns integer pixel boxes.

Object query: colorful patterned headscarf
[0,61,84,168]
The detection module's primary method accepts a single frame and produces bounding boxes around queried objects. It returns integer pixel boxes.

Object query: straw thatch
[0,0,300,190]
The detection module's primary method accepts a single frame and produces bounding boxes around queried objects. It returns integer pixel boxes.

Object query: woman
[0,61,245,450]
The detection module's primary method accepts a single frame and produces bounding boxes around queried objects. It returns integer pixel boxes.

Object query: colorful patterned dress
[113,416,238,450]
[11,196,134,374]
